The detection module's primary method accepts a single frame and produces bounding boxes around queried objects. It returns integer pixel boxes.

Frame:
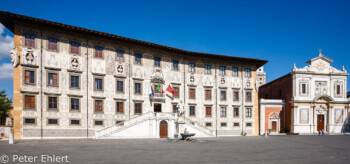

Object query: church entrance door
[272,121,277,132]
[317,115,325,131]
[160,120,168,138]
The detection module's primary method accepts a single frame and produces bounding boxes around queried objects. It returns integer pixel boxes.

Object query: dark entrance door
[160,120,168,138]
[317,115,325,131]
[154,103,162,112]
[272,121,277,132]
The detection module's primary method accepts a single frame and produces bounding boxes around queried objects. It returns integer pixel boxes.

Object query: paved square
[0,135,349,164]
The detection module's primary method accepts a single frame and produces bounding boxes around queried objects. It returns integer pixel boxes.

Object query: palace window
[189,63,195,73]
[246,123,252,127]
[189,88,196,99]
[48,97,58,110]
[135,54,141,65]
[48,73,58,86]
[117,50,124,62]
[24,118,36,124]
[116,80,124,93]
[48,37,58,51]
[220,90,226,100]
[234,122,240,127]
[116,102,124,113]
[173,87,179,98]
[246,108,252,118]
[245,68,251,77]
[70,42,80,54]
[221,122,227,127]
[95,120,103,126]
[206,106,212,117]
[206,122,212,127]
[135,83,142,94]
[232,67,238,77]
[205,90,211,100]
[70,75,80,88]
[95,78,103,91]
[135,103,142,114]
[234,107,239,117]
[95,100,103,112]
[172,60,179,70]
[173,104,178,113]
[25,70,35,84]
[70,98,80,111]
[220,107,226,117]
[205,65,211,74]
[70,120,80,125]
[24,95,35,109]
[233,91,239,101]
[189,106,196,116]
[25,33,35,47]
[246,91,252,102]
[154,57,160,67]
[95,46,103,58]
[48,119,58,125]
[220,66,225,75]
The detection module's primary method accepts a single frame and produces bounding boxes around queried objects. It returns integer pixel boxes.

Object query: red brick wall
[265,107,284,132]
[259,73,293,132]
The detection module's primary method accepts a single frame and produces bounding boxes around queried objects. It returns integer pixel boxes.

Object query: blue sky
[0,0,350,100]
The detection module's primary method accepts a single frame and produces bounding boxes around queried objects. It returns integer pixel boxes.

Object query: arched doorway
[159,120,168,138]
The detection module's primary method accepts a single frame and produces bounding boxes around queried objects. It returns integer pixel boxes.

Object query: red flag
[166,84,175,95]
[161,90,165,95]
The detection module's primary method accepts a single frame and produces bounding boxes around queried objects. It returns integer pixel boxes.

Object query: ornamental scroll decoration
[10,47,20,68]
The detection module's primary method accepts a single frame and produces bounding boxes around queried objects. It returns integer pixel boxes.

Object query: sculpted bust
[10,47,20,68]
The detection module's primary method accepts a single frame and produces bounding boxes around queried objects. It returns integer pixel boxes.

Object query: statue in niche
[10,47,20,68]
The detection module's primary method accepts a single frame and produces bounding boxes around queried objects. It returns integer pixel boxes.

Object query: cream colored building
[0,11,267,139]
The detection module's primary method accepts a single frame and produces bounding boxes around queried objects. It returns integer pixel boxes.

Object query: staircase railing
[95,111,155,138]
[184,117,215,136]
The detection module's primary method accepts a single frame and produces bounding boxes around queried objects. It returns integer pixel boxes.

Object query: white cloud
[0,63,13,79]
[0,23,14,60]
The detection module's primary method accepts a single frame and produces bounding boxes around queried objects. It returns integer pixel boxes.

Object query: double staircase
[95,112,215,139]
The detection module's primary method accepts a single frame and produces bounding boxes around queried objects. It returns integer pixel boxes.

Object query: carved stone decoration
[25,48,35,64]
[10,47,20,68]
[71,57,79,69]
[220,76,225,84]
[246,80,252,88]
[190,74,195,83]
[315,81,327,96]
[117,65,123,73]
[204,77,212,86]
[151,68,164,83]
[314,60,326,71]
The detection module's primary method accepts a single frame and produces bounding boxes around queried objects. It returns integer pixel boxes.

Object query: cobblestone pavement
[0,135,349,164]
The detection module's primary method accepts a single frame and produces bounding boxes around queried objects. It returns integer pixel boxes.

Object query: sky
[0,0,350,100]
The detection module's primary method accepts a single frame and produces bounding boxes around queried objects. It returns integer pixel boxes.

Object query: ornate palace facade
[0,11,267,139]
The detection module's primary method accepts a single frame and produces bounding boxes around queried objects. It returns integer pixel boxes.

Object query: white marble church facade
[291,52,349,134]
